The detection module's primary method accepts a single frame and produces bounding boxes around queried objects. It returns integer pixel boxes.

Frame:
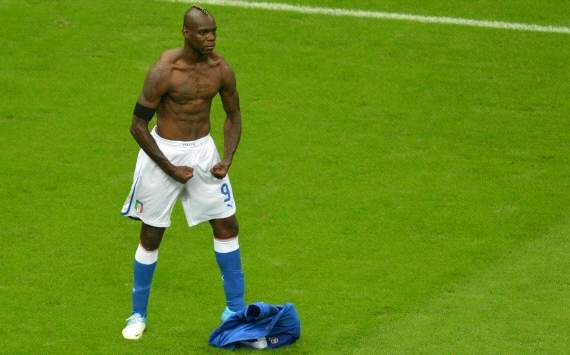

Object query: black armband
[133,102,156,121]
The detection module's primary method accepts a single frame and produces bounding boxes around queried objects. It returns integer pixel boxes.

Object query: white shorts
[120,127,236,227]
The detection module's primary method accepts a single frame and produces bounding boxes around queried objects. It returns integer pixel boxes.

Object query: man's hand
[211,161,230,179]
[170,165,194,184]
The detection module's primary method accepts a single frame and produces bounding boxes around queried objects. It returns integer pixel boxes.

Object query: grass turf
[1,0,569,353]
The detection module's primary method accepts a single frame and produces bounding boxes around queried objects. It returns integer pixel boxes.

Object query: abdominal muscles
[156,96,214,141]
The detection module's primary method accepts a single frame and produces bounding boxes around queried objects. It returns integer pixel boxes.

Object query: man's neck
[182,44,207,64]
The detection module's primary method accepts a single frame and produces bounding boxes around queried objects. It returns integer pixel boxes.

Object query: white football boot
[122,313,146,340]
[221,307,237,322]
[241,337,268,349]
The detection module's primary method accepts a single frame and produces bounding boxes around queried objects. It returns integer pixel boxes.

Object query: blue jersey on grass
[209,302,301,350]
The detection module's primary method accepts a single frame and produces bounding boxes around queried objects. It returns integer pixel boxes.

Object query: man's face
[184,15,217,55]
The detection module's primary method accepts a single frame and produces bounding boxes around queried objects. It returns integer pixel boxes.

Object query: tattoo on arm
[140,62,169,107]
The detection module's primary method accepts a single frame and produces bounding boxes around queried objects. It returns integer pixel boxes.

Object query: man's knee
[210,216,239,239]
[139,223,165,250]
[226,221,239,238]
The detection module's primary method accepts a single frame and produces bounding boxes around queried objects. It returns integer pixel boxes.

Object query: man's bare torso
[154,48,226,141]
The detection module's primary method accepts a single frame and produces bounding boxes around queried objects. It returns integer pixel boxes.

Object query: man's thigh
[121,150,183,228]
[181,169,237,226]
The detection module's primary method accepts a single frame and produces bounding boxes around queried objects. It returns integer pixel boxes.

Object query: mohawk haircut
[183,5,213,27]
[191,5,210,16]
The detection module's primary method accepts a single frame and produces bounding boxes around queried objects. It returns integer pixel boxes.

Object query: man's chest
[168,66,222,102]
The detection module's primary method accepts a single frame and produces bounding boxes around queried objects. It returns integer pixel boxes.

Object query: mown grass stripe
[164,0,570,34]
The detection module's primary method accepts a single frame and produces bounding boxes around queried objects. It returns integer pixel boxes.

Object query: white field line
[163,0,570,34]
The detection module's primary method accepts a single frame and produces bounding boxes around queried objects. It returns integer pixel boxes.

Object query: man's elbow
[130,116,148,138]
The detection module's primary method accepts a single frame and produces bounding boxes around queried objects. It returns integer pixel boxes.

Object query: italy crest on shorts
[135,200,144,213]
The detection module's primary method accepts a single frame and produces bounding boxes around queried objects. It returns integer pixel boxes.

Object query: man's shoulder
[157,48,184,66]
[209,52,233,73]
[147,49,187,79]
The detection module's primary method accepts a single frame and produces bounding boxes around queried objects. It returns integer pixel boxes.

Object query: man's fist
[171,166,194,184]
[211,161,230,179]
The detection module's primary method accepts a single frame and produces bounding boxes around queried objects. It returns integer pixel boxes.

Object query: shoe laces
[126,313,145,325]
[221,307,237,321]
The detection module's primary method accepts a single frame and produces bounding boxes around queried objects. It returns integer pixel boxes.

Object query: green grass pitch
[1,0,569,353]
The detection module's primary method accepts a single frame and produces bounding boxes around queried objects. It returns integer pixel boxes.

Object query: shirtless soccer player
[120,6,245,340]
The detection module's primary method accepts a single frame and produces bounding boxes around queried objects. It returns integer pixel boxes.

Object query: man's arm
[211,64,241,179]
[131,61,194,183]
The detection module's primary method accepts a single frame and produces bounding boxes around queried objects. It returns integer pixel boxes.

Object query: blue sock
[132,244,158,317]
[214,237,245,312]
